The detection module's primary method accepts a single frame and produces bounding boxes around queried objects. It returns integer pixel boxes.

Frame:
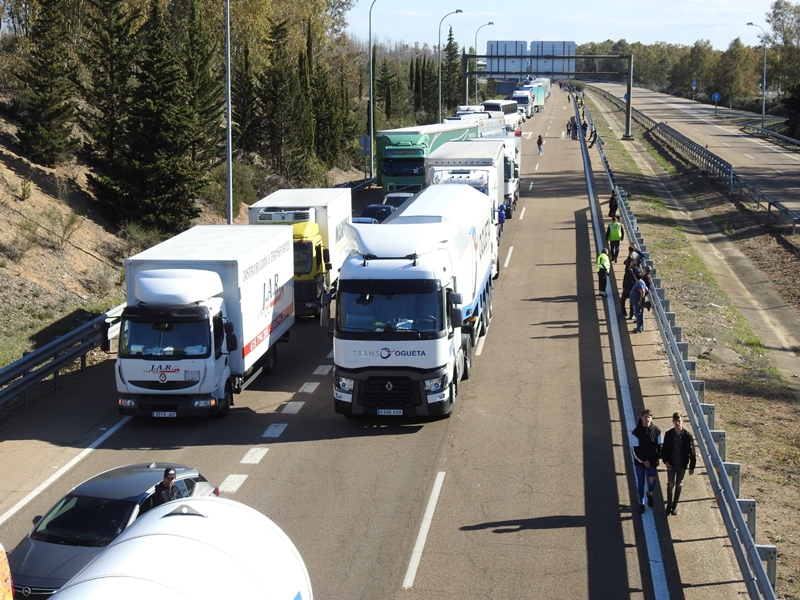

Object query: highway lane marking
[0,416,132,528]
[262,423,288,438]
[218,474,248,493]
[298,382,320,394]
[241,448,269,464]
[503,246,514,269]
[723,143,731,147]
[772,167,785,174]
[535,163,539,171]
[528,182,533,191]
[313,365,333,375]
[282,401,305,414]
[744,153,755,160]
[519,207,526,220]
[402,471,446,589]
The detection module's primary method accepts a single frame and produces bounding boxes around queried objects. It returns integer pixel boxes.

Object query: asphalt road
[0,88,671,599]
[592,82,800,216]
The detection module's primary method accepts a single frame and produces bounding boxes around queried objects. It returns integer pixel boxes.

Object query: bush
[120,222,165,256]
[198,160,258,218]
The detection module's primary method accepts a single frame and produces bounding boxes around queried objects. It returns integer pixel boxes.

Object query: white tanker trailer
[52,497,312,600]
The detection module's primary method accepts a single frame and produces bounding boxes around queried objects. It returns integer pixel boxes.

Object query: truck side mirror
[498,206,507,224]
[320,292,332,309]
[322,248,330,264]
[450,309,464,328]
[450,293,463,305]
[514,167,519,178]
[226,334,239,352]
[224,322,234,335]
[99,319,111,352]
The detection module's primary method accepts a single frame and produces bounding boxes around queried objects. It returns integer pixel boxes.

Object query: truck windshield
[338,290,442,333]
[294,240,313,275]
[382,158,425,177]
[119,319,210,358]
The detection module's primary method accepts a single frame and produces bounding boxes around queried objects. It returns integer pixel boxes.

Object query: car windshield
[382,158,424,177]
[294,240,313,275]
[119,319,210,358]
[361,206,393,222]
[30,495,137,547]
[338,290,442,333]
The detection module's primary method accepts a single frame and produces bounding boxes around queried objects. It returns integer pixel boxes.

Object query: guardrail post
[711,429,727,461]
[700,403,715,429]
[665,312,676,327]
[756,545,778,590]
[683,359,696,378]
[661,299,670,312]
[691,379,705,401]
[671,326,682,342]
[677,342,689,360]
[737,497,755,535]
[724,462,741,497]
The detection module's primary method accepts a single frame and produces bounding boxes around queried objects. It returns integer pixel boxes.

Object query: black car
[360,203,396,223]
[9,463,218,597]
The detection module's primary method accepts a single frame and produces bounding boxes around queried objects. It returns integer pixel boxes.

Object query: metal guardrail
[585,96,778,599]
[743,123,800,148]
[587,85,799,235]
[336,177,375,190]
[0,304,126,408]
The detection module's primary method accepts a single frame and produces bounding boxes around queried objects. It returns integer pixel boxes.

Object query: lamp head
[488,21,494,25]
[747,22,754,26]
[456,9,463,13]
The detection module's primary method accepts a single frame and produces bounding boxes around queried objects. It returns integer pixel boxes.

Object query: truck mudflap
[118,394,225,418]
[333,365,454,417]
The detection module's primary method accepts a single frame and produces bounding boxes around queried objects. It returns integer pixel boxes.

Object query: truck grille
[361,378,418,409]
[129,380,196,390]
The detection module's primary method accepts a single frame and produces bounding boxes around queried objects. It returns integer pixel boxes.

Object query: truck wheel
[216,384,232,419]
[492,258,501,280]
[263,345,277,376]
[461,333,472,380]
[479,303,490,336]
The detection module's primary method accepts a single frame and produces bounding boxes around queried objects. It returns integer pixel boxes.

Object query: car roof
[70,463,199,502]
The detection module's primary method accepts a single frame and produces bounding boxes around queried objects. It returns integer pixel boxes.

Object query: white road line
[313,365,333,375]
[281,401,305,414]
[503,246,514,269]
[743,153,754,160]
[723,143,731,147]
[0,417,132,527]
[772,167,785,174]
[298,382,319,394]
[535,163,539,171]
[262,423,288,438]
[240,447,269,464]
[475,334,486,356]
[218,474,248,493]
[403,471,446,589]
[519,207,526,220]
[528,182,533,191]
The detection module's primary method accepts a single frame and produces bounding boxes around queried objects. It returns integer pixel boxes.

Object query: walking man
[662,413,696,515]
[608,190,619,218]
[629,270,647,333]
[605,216,624,262]
[537,135,544,155]
[632,409,662,514]
[596,247,610,298]
[566,121,572,137]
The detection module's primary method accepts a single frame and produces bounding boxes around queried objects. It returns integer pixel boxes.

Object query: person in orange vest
[605,215,625,262]
[596,247,611,298]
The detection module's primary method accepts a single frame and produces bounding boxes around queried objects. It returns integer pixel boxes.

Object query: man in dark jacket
[632,409,662,514]
[153,467,180,506]
[662,413,696,515]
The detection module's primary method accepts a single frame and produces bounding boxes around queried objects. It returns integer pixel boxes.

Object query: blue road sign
[691,80,697,91]
[712,92,721,102]
[623,93,628,100]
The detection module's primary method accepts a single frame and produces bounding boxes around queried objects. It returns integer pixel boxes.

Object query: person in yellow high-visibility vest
[605,216,625,263]
[596,247,611,298]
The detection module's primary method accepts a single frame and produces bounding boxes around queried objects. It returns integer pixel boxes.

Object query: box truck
[115,225,294,418]
[425,139,507,278]
[52,497,312,600]
[459,133,522,217]
[324,185,495,417]
[249,188,351,317]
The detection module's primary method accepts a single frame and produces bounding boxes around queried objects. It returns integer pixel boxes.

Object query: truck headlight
[184,370,200,381]
[118,398,135,407]
[424,375,447,393]
[193,399,217,408]
[335,376,355,393]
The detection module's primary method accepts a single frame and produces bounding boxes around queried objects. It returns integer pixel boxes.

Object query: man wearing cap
[154,467,180,506]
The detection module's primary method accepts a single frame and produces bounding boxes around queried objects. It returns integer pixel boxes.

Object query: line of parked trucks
[109,117,527,420]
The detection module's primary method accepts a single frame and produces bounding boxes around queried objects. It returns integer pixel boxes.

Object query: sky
[344,0,777,52]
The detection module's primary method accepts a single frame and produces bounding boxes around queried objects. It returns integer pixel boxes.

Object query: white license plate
[152,411,177,418]
[377,409,403,416]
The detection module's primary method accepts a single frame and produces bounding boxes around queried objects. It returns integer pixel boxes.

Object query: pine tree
[442,28,462,114]
[78,0,139,166]
[121,0,202,233]
[181,0,226,169]
[232,42,261,154]
[16,0,79,166]
[376,59,397,120]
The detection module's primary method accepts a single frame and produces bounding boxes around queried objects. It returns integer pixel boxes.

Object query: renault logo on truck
[385,381,393,391]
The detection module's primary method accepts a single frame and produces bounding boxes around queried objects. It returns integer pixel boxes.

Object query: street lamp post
[368,0,378,178]
[438,9,463,123]
[473,22,493,105]
[747,22,767,129]
[224,0,233,223]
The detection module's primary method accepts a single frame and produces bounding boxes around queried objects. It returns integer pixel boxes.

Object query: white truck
[52,497,313,600]
[461,133,522,218]
[425,139,507,278]
[511,89,534,118]
[249,188,351,318]
[114,225,295,418]
[325,185,495,418]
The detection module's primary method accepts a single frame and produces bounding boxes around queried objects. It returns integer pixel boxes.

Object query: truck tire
[479,303,490,336]
[262,345,277,376]
[461,333,472,380]
[216,384,232,419]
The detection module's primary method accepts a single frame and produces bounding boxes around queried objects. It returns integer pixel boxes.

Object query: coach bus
[480,99,522,130]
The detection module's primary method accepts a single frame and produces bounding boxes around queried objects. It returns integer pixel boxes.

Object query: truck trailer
[326,185,495,417]
[456,133,522,217]
[115,225,295,418]
[249,188,351,317]
[51,497,312,600]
